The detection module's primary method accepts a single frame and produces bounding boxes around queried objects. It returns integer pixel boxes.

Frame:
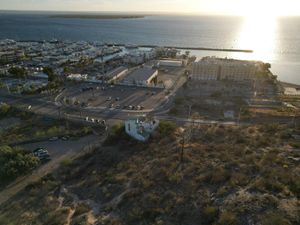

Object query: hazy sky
[1,0,300,16]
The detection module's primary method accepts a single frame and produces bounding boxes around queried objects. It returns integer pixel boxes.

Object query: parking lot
[61,83,166,111]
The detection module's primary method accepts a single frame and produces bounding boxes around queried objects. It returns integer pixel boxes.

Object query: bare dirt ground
[0,135,100,206]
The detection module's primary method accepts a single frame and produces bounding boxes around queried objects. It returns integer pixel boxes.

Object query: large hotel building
[191,57,259,81]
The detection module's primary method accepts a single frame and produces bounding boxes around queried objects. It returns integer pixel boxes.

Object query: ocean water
[0,11,299,84]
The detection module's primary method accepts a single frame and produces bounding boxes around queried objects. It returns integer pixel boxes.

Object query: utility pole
[292,109,297,129]
[5,81,10,94]
[237,107,242,125]
[101,50,105,76]
[79,108,83,120]
[179,104,193,169]
[57,106,61,119]
[92,87,95,98]
[180,135,185,166]
[65,113,69,130]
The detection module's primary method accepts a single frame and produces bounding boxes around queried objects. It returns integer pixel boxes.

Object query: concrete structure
[192,62,219,80]
[105,66,128,83]
[0,67,8,75]
[223,110,235,119]
[284,87,300,96]
[159,59,186,67]
[30,72,48,79]
[191,57,258,81]
[121,66,158,86]
[67,73,88,81]
[125,117,159,142]
[0,50,24,63]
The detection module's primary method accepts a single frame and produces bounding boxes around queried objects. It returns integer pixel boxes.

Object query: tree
[8,67,28,78]
[0,146,39,184]
[43,67,56,82]
[0,103,11,118]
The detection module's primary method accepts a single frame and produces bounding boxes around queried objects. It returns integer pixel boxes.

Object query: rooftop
[105,66,128,79]
[125,66,157,82]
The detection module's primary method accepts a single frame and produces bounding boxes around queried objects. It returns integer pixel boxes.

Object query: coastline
[49,15,145,19]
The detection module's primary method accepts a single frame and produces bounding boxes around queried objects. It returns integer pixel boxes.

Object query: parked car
[106,97,112,101]
[33,148,50,161]
[61,136,69,141]
[115,97,120,101]
[49,136,59,141]
[115,104,121,109]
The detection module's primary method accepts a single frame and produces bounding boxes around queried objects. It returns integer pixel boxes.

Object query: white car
[49,137,59,141]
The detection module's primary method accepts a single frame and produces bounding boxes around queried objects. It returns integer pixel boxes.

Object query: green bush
[0,103,11,118]
[103,123,128,145]
[157,121,176,137]
[0,145,39,185]
[8,67,28,78]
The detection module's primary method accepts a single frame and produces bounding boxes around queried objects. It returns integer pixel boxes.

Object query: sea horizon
[0,11,299,84]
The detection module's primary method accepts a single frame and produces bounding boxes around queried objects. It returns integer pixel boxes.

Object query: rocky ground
[0,123,299,225]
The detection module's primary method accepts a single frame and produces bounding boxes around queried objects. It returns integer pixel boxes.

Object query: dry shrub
[202,206,218,224]
[218,211,238,225]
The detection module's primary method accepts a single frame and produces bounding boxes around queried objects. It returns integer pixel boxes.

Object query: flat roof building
[105,66,128,83]
[159,59,186,67]
[191,57,259,81]
[121,66,158,87]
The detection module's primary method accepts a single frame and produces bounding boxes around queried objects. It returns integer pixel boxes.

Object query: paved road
[1,92,242,127]
[0,135,100,207]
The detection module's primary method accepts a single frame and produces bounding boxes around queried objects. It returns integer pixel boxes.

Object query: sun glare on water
[231,0,279,61]
[234,15,277,61]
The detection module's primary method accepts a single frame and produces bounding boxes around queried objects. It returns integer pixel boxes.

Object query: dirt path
[0,135,100,207]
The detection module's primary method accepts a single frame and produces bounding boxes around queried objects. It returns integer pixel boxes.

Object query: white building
[284,87,300,96]
[125,117,160,142]
[121,66,158,87]
[67,73,88,81]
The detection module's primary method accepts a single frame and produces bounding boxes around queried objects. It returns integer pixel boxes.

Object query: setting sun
[233,15,277,61]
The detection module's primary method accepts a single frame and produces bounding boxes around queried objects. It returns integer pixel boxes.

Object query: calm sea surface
[0,11,299,84]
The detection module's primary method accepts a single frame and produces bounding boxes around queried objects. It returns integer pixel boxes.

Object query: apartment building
[191,57,259,81]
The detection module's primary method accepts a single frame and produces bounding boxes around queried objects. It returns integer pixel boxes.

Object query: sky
[1,0,300,16]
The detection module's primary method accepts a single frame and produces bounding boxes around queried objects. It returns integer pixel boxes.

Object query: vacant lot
[0,123,299,225]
